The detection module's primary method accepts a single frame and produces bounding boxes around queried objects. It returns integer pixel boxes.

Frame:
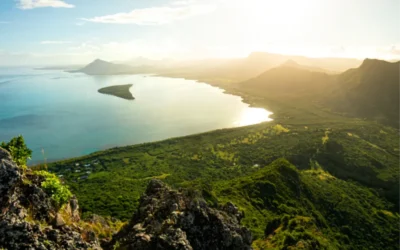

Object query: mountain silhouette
[73,59,134,75]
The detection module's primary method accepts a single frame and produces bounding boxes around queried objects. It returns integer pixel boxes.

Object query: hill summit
[72,59,134,75]
[330,58,400,127]
[240,61,333,96]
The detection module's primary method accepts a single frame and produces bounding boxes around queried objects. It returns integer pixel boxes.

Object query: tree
[1,135,32,166]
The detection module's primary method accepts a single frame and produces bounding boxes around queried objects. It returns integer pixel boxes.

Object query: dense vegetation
[1,136,73,210]
[330,59,400,128]
[35,170,73,209]
[217,159,398,249]
[48,117,399,249]
[1,135,32,166]
[236,59,399,128]
[44,57,399,249]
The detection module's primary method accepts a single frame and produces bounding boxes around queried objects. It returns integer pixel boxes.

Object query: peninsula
[98,84,134,100]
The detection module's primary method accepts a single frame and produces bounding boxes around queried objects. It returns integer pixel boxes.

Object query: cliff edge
[0,147,252,250]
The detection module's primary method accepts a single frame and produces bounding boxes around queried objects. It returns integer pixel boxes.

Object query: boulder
[107,179,252,250]
[0,147,101,250]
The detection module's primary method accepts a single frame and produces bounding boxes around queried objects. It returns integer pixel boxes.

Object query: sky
[0,0,399,66]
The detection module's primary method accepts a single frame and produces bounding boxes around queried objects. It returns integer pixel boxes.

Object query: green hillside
[48,118,399,249]
[214,159,398,249]
[46,58,399,249]
[329,59,400,127]
[226,58,399,128]
[240,63,334,99]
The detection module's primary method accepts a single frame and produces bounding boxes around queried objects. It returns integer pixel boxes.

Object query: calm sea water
[0,67,272,163]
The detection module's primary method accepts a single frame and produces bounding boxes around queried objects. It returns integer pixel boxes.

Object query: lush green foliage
[214,159,398,249]
[35,170,73,209]
[1,135,32,166]
[329,59,400,128]
[46,59,399,249]
[48,115,399,249]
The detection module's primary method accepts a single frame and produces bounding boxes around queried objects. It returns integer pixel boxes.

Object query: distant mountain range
[70,59,135,75]
[71,55,398,127]
[149,52,361,84]
[73,52,362,79]
[235,51,357,72]
[239,58,400,127]
[240,60,334,97]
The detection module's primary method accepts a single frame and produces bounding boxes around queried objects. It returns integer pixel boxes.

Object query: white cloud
[17,0,74,10]
[40,40,72,44]
[81,3,216,25]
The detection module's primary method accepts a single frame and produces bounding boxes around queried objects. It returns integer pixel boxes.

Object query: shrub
[1,135,32,166]
[265,216,281,235]
[35,171,72,209]
[283,232,297,246]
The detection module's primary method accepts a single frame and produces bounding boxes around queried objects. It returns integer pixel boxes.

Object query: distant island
[98,84,135,100]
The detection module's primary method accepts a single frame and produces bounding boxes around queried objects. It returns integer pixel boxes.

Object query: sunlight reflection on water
[234,107,273,126]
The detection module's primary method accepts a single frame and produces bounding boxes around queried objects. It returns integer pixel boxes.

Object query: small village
[56,159,101,182]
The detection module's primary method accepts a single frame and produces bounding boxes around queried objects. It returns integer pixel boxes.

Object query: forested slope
[48,120,399,249]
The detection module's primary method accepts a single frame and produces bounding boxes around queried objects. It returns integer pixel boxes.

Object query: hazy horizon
[0,51,373,68]
[0,0,399,66]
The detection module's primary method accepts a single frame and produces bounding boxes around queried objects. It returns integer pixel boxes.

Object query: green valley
[48,116,399,249]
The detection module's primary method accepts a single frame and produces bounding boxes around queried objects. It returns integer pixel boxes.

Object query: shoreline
[27,73,274,166]
[153,73,279,119]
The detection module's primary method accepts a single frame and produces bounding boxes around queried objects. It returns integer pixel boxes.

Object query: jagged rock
[54,213,66,227]
[0,147,252,250]
[107,179,252,250]
[63,196,80,223]
[0,147,101,250]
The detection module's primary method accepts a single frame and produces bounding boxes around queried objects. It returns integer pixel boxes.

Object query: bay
[0,68,272,163]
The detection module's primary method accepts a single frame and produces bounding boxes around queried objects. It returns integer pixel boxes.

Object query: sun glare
[234,108,273,127]
[219,0,320,58]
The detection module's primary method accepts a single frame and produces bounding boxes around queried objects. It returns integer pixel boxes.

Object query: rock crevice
[107,179,252,250]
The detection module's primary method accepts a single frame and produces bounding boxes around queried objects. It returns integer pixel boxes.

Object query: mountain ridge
[329,59,400,127]
[239,61,333,98]
[71,59,135,75]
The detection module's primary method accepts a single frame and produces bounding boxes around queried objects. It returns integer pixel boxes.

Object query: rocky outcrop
[0,147,101,250]
[0,147,252,250]
[106,179,252,250]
